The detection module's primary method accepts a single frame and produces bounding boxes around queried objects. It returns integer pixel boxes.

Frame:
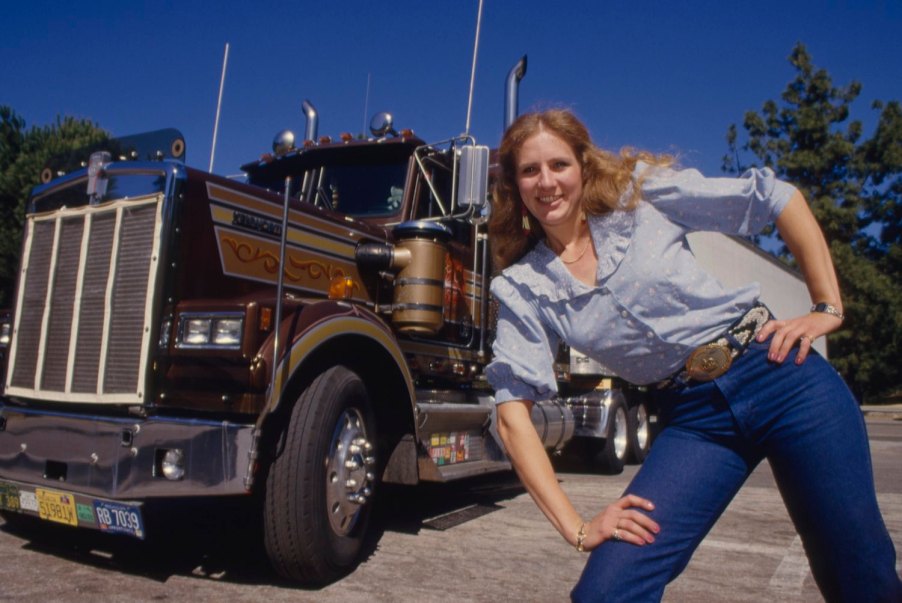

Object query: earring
[521,206,531,232]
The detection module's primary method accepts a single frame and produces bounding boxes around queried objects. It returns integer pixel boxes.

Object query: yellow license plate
[35,488,78,526]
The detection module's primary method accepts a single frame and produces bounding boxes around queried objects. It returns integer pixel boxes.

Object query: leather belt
[657,303,772,389]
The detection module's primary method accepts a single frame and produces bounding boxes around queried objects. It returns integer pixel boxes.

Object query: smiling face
[515,129,585,235]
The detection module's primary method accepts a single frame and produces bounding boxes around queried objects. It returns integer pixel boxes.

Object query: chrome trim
[566,390,620,438]
[504,55,528,129]
[302,99,318,142]
[0,405,255,498]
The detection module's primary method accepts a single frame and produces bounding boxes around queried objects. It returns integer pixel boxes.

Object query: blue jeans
[571,340,902,602]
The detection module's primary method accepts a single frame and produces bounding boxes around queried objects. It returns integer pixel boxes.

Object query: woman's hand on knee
[583,494,659,550]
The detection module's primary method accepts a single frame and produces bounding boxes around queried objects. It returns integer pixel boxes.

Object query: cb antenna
[209,42,230,172]
[463,0,484,138]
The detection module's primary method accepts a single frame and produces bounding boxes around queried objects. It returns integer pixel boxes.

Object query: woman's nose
[536,167,553,188]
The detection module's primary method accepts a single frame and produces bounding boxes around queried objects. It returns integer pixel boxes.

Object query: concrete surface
[0,415,900,602]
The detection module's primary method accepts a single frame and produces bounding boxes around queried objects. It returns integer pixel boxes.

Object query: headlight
[176,313,244,349]
[0,322,10,347]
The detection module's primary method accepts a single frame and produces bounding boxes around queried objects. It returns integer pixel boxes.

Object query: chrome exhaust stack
[302,99,318,142]
[504,55,528,129]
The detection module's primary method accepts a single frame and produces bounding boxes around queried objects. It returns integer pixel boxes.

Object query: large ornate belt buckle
[685,343,733,381]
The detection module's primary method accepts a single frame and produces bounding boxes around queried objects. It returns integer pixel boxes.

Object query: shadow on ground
[0,471,527,590]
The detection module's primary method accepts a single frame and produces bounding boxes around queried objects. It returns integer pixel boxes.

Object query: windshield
[302,161,408,217]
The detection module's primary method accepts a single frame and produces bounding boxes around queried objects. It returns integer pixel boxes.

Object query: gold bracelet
[576,522,587,553]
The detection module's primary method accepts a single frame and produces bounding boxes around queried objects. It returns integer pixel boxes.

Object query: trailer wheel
[592,398,628,474]
[627,401,652,464]
[263,366,377,584]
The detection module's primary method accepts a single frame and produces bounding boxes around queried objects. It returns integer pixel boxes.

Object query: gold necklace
[559,235,592,264]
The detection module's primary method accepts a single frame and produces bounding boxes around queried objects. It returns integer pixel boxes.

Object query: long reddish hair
[489,109,669,271]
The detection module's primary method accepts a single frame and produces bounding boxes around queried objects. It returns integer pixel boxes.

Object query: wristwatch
[810,302,844,320]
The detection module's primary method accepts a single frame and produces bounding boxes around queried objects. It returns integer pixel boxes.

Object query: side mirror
[456,145,489,209]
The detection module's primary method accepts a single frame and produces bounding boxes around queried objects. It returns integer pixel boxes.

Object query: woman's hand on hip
[582,494,659,551]
[756,312,842,365]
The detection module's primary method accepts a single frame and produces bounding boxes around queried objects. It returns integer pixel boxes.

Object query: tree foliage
[723,44,902,402]
[0,107,107,306]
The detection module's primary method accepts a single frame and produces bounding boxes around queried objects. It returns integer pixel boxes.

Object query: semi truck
[0,58,812,584]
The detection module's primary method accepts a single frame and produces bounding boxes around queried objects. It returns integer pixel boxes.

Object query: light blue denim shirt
[486,162,797,403]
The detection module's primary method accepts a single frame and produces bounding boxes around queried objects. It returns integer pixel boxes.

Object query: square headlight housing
[176,312,244,350]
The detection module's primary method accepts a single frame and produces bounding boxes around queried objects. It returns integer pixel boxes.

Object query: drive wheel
[593,397,628,474]
[627,400,652,464]
[263,366,377,584]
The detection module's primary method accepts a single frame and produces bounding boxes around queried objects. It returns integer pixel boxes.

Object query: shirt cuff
[486,362,547,404]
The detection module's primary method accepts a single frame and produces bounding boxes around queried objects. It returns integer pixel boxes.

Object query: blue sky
[2,1,901,179]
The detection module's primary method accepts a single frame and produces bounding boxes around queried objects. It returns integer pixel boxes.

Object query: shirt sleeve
[637,162,798,235]
[485,275,561,405]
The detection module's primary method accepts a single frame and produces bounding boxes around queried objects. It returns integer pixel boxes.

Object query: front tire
[263,366,377,584]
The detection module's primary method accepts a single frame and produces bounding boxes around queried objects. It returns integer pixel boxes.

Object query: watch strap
[810,302,844,320]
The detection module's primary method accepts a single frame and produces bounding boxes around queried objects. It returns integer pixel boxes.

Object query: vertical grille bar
[71,213,115,393]
[40,217,84,391]
[8,221,55,390]
[104,203,159,394]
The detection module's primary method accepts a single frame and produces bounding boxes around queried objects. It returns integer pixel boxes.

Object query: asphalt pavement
[0,413,900,602]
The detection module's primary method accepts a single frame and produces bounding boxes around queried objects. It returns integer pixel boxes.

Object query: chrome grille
[6,196,163,404]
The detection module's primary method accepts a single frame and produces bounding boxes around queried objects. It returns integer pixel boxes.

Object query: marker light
[329,276,358,300]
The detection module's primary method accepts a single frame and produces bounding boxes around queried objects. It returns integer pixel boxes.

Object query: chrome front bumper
[0,402,256,500]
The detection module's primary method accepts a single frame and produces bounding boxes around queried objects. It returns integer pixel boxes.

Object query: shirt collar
[524,208,636,296]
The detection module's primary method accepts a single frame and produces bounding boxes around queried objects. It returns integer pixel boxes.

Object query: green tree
[0,107,107,306]
[723,43,902,402]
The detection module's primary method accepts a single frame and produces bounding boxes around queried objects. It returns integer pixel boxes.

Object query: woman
[485,109,901,602]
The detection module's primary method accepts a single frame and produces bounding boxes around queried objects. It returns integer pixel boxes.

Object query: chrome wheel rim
[635,403,649,452]
[613,407,628,460]
[325,408,375,535]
